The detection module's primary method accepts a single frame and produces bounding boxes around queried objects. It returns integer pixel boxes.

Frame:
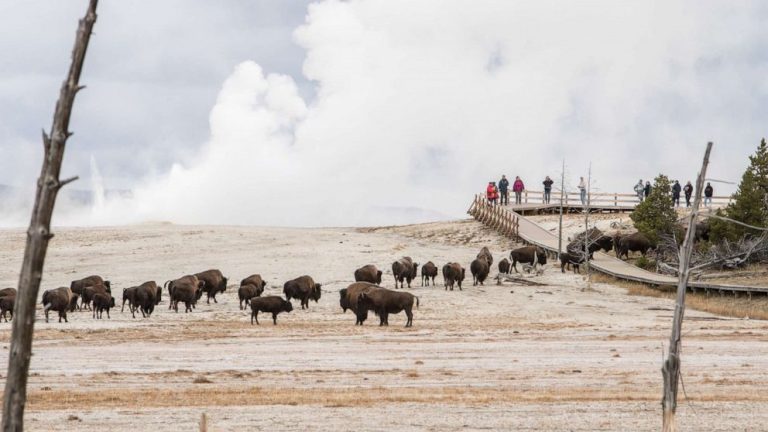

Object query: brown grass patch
[592,273,768,320]
[21,384,768,411]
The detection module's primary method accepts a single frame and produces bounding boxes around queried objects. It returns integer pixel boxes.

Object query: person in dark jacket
[498,175,509,206]
[644,181,651,199]
[671,180,681,207]
[542,176,554,204]
[683,181,693,207]
[704,182,714,206]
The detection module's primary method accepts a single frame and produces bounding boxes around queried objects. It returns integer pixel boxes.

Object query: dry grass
[591,273,768,320]
[22,384,767,411]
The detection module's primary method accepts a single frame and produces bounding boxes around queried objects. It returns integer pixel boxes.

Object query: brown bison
[568,228,613,255]
[559,251,591,273]
[123,282,160,318]
[250,296,293,325]
[509,246,548,273]
[470,258,490,286]
[81,283,110,311]
[195,269,228,304]
[421,261,438,286]
[354,265,383,285]
[356,288,419,327]
[392,257,419,289]
[70,275,111,297]
[498,258,511,274]
[442,262,465,291]
[92,293,116,319]
[239,274,266,310]
[0,293,15,322]
[477,247,494,267]
[614,232,653,260]
[166,275,204,313]
[339,282,381,325]
[42,287,73,323]
[283,275,322,310]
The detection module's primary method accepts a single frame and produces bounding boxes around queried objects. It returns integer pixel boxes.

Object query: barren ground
[0,218,767,431]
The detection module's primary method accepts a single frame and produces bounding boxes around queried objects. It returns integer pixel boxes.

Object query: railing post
[524,190,528,204]
[614,193,617,207]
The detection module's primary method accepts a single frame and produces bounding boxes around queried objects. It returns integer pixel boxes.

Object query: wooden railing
[492,189,732,208]
[467,194,520,241]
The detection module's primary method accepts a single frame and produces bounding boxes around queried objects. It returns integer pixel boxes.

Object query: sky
[0,0,767,227]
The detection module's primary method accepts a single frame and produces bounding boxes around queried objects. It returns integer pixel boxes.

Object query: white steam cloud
[3,1,766,227]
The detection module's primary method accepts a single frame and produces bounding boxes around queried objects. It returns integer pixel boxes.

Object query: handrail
[486,189,732,207]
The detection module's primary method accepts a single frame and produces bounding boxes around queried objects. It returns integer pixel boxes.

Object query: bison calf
[250,296,293,325]
[559,252,591,274]
[498,258,511,275]
[92,293,116,319]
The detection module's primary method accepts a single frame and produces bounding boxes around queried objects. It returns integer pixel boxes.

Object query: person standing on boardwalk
[704,182,714,206]
[634,179,645,202]
[578,176,587,205]
[543,176,554,204]
[683,181,693,207]
[671,180,682,207]
[644,180,652,199]
[512,176,525,205]
[498,175,509,206]
[486,181,498,205]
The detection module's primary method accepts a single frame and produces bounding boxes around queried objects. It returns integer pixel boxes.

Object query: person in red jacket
[486,181,498,205]
[512,176,525,205]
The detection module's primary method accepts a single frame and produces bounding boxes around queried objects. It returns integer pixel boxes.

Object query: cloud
[2,0,767,227]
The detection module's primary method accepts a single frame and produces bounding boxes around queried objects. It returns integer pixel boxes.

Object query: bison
[70,275,111,297]
[559,251,591,274]
[477,246,494,267]
[92,293,115,319]
[0,288,17,298]
[498,258,511,274]
[124,282,160,318]
[509,246,547,273]
[238,285,262,310]
[283,275,322,310]
[421,261,438,286]
[339,282,381,325]
[442,262,465,291]
[42,287,74,323]
[614,232,653,260]
[356,288,419,327]
[121,286,139,314]
[195,269,228,304]
[392,257,419,289]
[81,283,110,311]
[568,228,613,255]
[354,265,383,285]
[0,293,15,322]
[250,296,293,325]
[470,258,490,286]
[166,275,204,313]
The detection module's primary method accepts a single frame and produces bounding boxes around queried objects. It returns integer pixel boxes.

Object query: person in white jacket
[634,179,644,202]
[578,177,587,205]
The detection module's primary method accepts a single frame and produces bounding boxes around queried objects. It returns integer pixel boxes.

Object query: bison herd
[1,231,663,328]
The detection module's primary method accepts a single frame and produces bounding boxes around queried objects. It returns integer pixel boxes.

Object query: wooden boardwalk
[467,195,768,295]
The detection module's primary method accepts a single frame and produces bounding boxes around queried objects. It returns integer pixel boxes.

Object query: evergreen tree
[630,174,677,245]
[710,138,768,241]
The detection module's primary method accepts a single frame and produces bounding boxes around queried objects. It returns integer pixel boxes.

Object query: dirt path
[0,220,766,431]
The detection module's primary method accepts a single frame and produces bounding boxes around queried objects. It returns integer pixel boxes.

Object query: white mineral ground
[0,216,766,431]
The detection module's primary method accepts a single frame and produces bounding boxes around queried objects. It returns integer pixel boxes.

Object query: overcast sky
[1,1,767,226]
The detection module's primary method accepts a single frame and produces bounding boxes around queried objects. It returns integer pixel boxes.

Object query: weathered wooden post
[661,142,712,432]
[2,1,99,430]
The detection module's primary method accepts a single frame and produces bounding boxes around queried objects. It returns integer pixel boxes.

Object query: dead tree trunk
[661,142,712,432]
[2,1,98,430]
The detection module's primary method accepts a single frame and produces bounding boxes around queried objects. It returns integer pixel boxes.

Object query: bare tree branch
[1,1,98,430]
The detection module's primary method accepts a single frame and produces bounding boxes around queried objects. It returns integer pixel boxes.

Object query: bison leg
[253,310,259,325]
[107,309,111,319]
[272,313,278,325]
[405,308,413,327]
